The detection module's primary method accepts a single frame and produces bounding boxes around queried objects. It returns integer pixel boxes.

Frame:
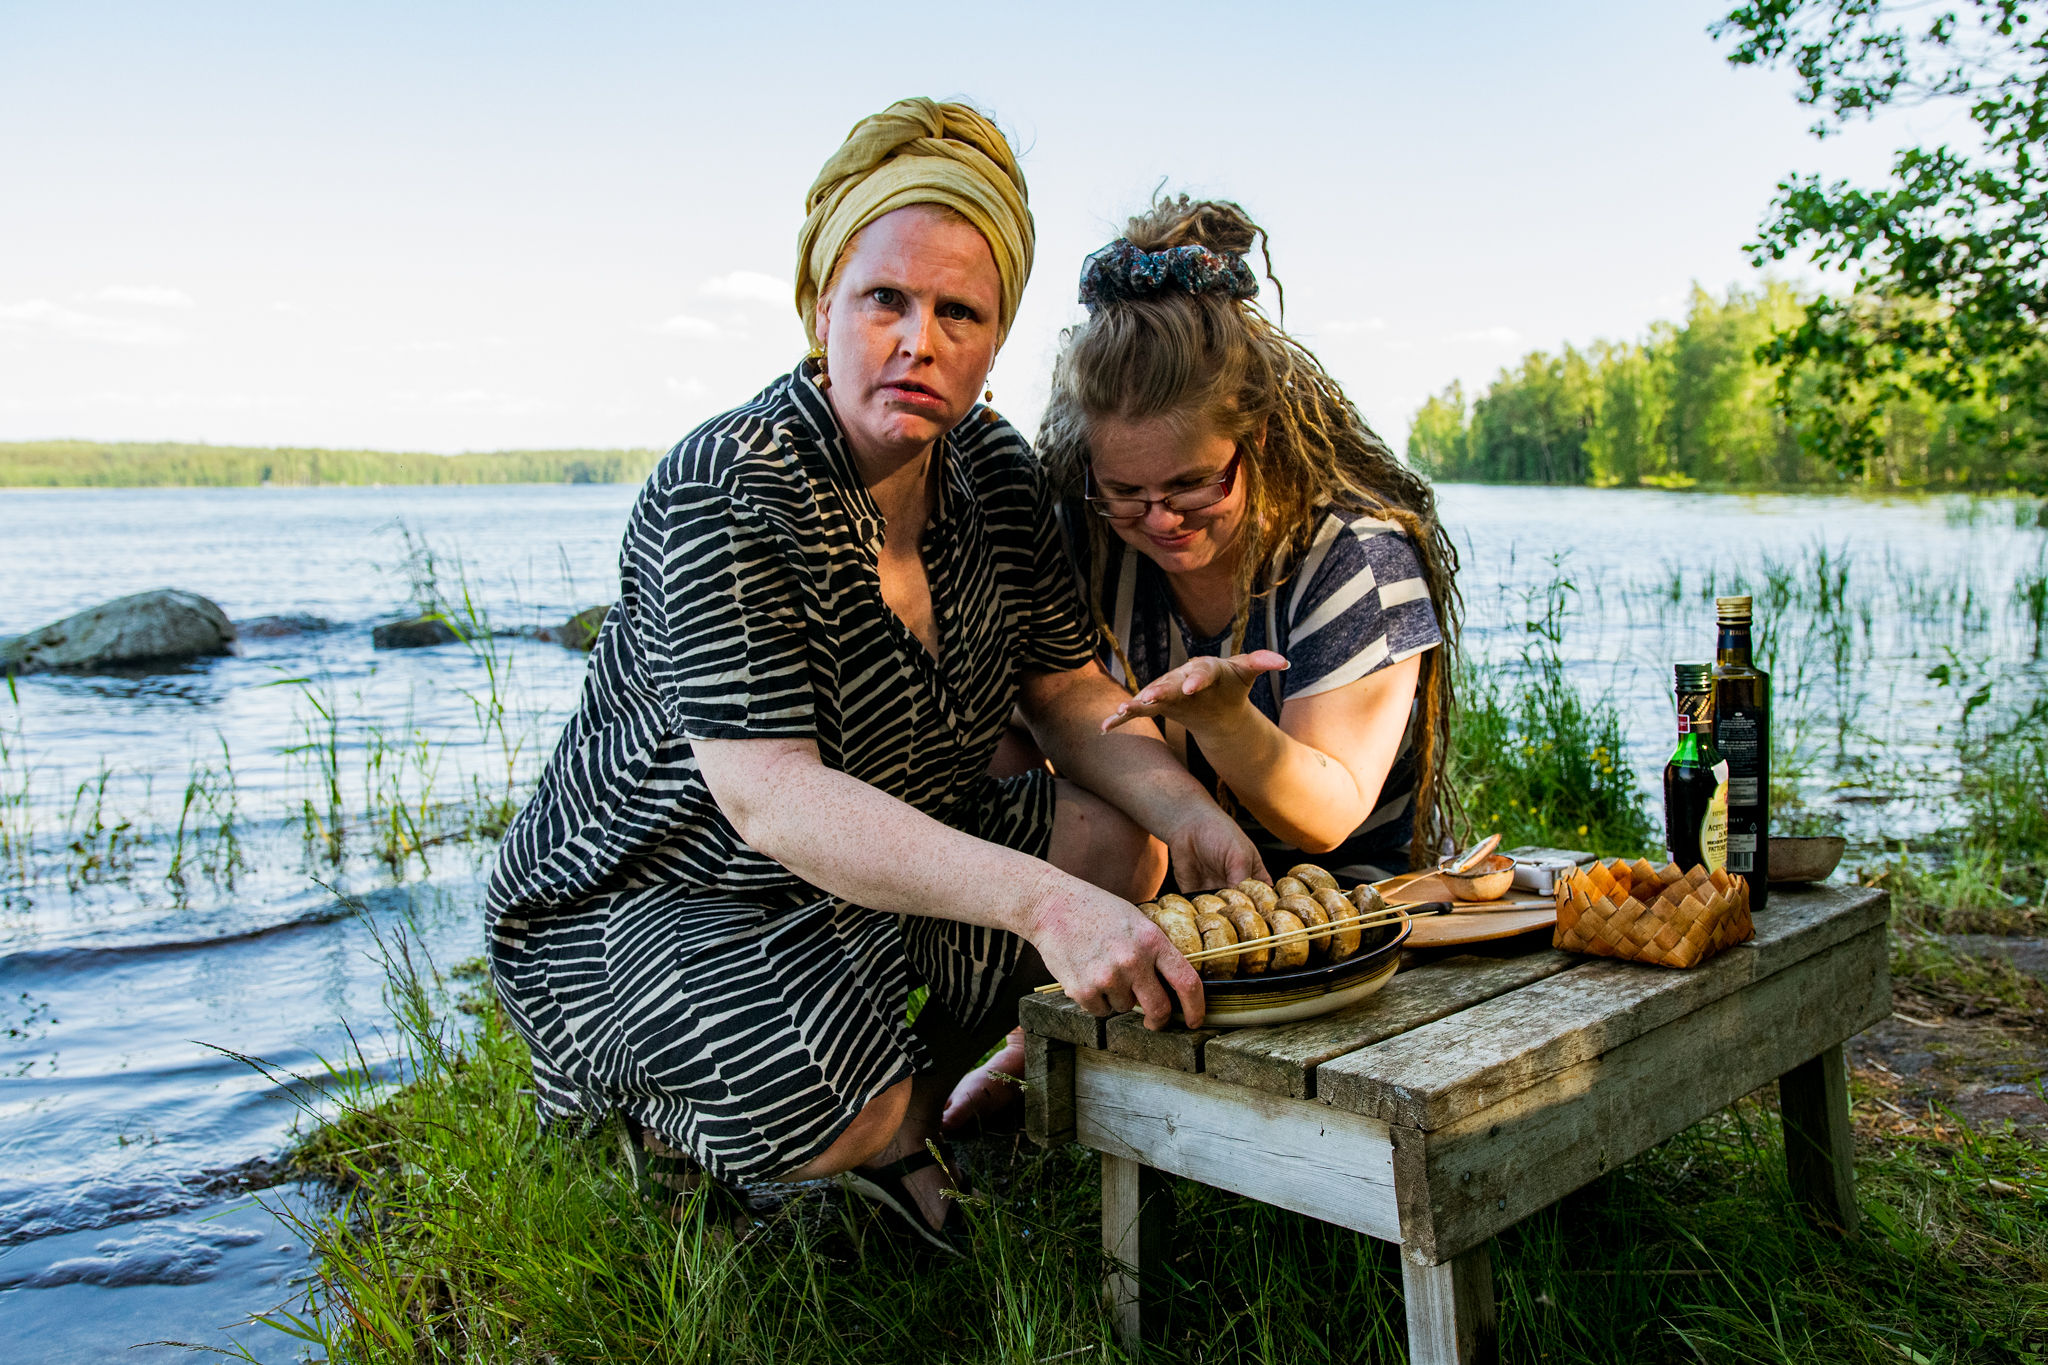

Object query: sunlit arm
[1106,651,1425,855]
[691,735,1079,937]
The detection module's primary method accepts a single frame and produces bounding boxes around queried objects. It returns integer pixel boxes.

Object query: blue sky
[0,1,1959,453]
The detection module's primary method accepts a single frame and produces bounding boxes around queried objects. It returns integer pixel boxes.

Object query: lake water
[0,481,2042,1359]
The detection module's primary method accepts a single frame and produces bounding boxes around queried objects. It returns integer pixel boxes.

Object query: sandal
[839,1142,969,1256]
[615,1112,746,1222]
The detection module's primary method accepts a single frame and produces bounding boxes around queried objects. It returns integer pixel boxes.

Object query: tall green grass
[1876,689,2048,933]
[253,924,2048,1364]
[1451,568,1658,857]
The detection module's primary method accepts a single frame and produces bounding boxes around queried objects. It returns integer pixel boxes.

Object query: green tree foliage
[1714,0,2048,475]
[0,441,663,488]
[1408,281,2046,488]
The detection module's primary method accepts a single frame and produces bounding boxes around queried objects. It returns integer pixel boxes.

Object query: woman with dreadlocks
[1042,197,1462,880]
[1041,196,1463,882]
[943,196,1463,1135]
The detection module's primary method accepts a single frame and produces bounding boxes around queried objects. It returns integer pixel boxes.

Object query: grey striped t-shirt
[1070,504,1443,879]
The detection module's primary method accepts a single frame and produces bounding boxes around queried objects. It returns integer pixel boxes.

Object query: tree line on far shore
[0,441,664,488]
[1407,283,2048,492]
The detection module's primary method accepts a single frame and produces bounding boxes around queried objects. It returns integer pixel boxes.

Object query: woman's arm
[692,735,1206,1027]
[1016,663,1272,889]
[1103,650,1426,854]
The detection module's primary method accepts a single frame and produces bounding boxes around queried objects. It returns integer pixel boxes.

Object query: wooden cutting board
[1376,870,1559,949]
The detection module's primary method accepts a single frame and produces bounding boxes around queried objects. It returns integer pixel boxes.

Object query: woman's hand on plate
[1101,651,1289,737]
[1028,879,1205,1029]
[1162,803,1270,896]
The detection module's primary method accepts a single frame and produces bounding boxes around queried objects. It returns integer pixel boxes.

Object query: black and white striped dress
[487,360,1096,1182]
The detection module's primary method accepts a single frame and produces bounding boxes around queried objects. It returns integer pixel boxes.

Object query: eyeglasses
[1084,448,1241,520]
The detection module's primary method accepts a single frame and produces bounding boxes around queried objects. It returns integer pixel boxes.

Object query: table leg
[1402,1241,1498,1365]
[1779,1041,1861,1236]
[1102,1153,1172,1353]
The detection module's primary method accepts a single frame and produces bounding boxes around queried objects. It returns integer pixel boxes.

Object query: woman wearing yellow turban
[485,99,1263,1249]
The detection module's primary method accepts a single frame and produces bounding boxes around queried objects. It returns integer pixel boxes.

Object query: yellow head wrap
[796,97,1034,351]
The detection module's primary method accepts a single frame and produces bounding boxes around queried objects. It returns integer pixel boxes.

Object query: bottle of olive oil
[1712,596,1770,910]
[1663,663,1729,871]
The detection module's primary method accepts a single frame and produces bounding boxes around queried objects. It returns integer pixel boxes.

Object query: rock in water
[236,613,333,639]
[372,616,463,650]
[537,604,611,651]
[0,589,237,674]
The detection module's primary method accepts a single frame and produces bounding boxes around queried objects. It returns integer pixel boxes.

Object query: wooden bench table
[1020,884,1889,1364]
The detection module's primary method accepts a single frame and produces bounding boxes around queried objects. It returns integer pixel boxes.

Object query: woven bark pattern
[1552,858,1753,969]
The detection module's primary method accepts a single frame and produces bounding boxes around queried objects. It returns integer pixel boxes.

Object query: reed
[0,683,32,903]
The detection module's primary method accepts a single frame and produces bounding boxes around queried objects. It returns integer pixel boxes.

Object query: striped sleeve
[1015,457,1098,674]
[633,479,816,740]
[1279,513,1442,702]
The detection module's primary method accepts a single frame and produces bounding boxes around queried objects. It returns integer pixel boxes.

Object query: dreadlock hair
[1037,195,1466,871]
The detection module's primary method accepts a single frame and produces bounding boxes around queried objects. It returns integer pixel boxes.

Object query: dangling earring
[809,346,831,391]
[980,382,997,425]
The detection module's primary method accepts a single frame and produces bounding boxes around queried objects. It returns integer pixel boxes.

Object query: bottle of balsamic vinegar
[1711,596,1770,910]
[1663,663,1729,872]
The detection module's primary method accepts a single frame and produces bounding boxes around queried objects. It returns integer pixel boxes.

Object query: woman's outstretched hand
[1028,877,1206,1029]
[1101,651,1289,736]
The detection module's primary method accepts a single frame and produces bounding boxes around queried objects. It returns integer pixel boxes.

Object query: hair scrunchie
[796,97,1034,350]
[1077,239,1259,313]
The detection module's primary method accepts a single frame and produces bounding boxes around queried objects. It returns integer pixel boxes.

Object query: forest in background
[0,440,662,488]
[1406,283,2047,491]
[1409,282,2048,491]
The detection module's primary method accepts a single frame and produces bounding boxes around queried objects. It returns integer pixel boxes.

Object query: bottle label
[1699,760,1729,872]
[1726,831,1755,872]
[1718,712,1762,808]
[1676,714,1691,735]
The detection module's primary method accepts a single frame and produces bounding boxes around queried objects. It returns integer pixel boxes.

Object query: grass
[1450,567,1659,857]
[248,929,2048,1364]
[1864,691,2048,935]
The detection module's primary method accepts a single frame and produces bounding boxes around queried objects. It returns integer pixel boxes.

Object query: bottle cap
[1716,595,1753,623]
[1673,662,1713,692]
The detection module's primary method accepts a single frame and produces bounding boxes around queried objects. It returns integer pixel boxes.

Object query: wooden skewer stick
[1183,907,1410,965]
[1031,905,1412,994]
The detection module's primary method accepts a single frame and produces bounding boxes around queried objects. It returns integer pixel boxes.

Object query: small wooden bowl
[1438,853,1515,902]
[1768,836,1846,884]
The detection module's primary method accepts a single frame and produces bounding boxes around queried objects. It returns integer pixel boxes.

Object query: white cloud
[1449,326,1522,346]
[0,299,186,346]
[700,270,787,305]
[654,313,721,339]
[1316,318,1387,335]
[666,376,710,400]
[91,284,195,308]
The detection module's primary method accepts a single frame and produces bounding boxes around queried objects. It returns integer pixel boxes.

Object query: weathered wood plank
[1019,989,1107,1049]
[1318,886,1887,1129]
[1023,1031,1075,1148]
[1395,925,1890,1263]
[1204,951,1581,1100]
[1402,1241,1499,1365]
[1073,1048,1402,1242]
[1105,1010,1219,1072]
[1780,1043,1861,1237]
[1103,1154,1174,1353]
